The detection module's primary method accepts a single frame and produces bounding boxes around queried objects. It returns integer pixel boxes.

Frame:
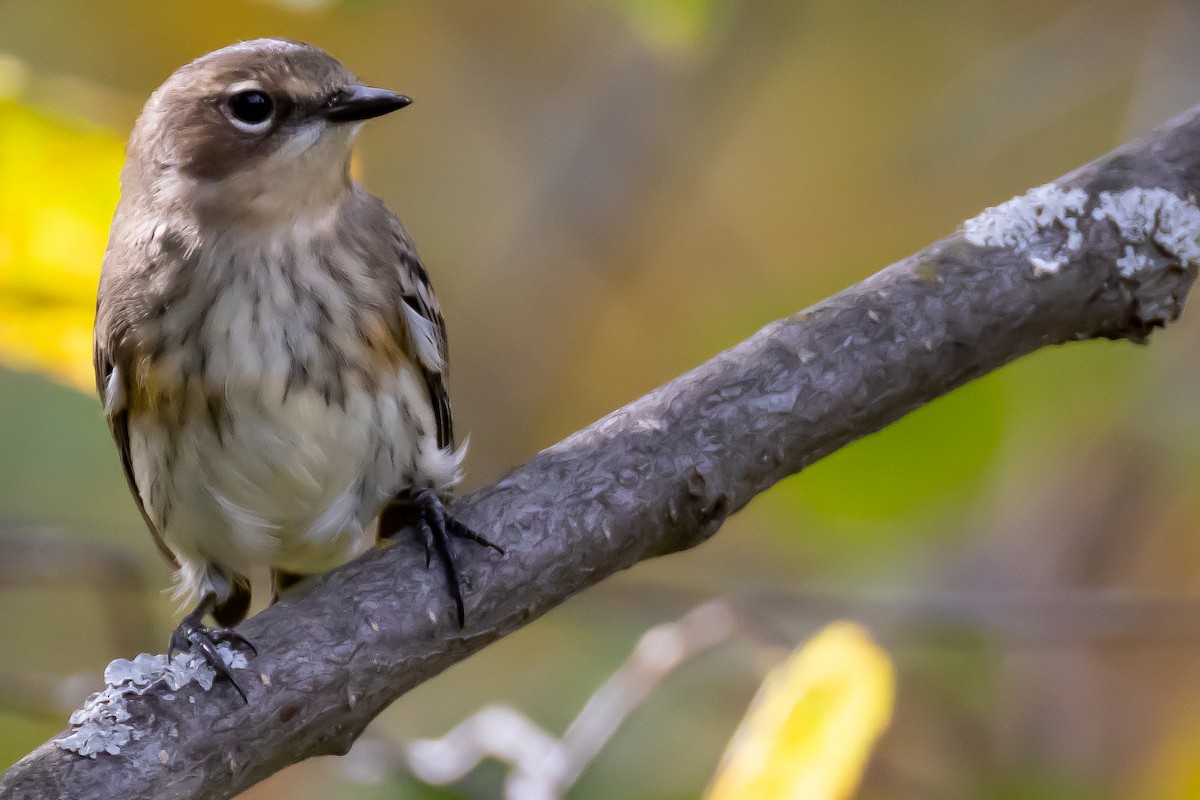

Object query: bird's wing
[389,215,455,452]
[94,335,179,567]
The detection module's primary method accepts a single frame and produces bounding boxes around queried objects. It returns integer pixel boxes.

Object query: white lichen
[1092,188,1200,271]
[965,183,1087,247]
[964,183,1088,275]
[964,182,1200,278]
[54,645,248,758]
[1028,255,1066,276]
[1115,244,1149,277]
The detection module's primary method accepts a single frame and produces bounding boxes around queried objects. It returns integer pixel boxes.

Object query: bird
[93,38,501,699]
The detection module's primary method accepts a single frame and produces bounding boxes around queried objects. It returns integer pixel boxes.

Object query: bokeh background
[4,0,1200,797]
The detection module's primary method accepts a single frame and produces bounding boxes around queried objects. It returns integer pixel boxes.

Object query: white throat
[183,122,358,228]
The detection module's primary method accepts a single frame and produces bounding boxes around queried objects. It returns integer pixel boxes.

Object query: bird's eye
[226,90,275,132]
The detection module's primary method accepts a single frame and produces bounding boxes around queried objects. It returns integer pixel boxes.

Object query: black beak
[318,86,412,123]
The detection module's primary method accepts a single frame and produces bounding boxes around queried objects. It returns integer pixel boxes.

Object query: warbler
[93,38,499,698]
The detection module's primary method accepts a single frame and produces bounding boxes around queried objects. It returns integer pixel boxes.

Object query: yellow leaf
[0,99,123,392]
[707,622,895,800]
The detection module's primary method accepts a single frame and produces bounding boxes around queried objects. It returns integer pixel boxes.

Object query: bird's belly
[129,382,417,575]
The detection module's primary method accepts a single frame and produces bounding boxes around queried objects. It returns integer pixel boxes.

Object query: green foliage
[801,375,1005,521]
[757,373,1004,563]
[983,770,1107,800]
[0,714,58,775]
[609,0,722,52]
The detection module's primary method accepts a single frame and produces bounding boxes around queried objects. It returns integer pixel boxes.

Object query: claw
[387,488,504,626]
[416,518,435,569]
[212,627,257,657]
[446,515,505,555]
[168,599,255,703]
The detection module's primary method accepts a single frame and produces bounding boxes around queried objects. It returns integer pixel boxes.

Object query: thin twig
[388,602,740,800]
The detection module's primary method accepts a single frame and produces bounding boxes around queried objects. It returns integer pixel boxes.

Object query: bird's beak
[317,86,412,123]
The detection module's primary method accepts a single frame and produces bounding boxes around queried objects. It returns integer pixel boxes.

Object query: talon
[391,487,502,627]
[417,518,435,569]
[168,600,254,703]
[445,516,505,555]
[211,628,257,657]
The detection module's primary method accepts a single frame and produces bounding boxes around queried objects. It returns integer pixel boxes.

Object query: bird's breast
[132,229,409,412]
[126,239,428,573]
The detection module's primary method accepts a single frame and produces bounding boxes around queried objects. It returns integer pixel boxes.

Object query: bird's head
[125,38,410,227]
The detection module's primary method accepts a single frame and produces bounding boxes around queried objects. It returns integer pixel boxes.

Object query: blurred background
[3,0,1200,797]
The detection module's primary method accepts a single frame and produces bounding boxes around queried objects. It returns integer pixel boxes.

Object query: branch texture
[6,107,1200,800]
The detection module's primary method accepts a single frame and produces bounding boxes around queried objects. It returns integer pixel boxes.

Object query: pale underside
[117,215,461,606]
[131,364,458,603]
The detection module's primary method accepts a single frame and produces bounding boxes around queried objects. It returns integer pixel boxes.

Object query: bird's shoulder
[95,207,205,405]
[93,235,181,565]
[344,186,448,376]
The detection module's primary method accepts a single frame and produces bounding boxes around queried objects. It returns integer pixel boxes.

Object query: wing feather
[94,341,179,567]
[391,223,455,452]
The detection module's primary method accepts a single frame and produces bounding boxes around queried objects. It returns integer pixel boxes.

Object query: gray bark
[5,105,1200,800]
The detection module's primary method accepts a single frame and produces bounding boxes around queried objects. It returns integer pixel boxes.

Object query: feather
[93,341,180,568]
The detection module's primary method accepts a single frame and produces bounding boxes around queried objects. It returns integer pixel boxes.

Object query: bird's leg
[168,592,256,702]
[389,487,504,626]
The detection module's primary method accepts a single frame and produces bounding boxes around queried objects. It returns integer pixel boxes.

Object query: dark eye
[226,90,274,131]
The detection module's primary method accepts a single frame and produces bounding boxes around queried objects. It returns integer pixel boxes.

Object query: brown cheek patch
[176,104,280,182]
[176,105,243,181]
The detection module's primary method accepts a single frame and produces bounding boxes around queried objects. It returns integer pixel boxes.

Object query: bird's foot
[168,612,256,702]
[406,487,504,626]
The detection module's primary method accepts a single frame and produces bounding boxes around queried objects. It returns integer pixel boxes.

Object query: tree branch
[6,106,1200,800]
